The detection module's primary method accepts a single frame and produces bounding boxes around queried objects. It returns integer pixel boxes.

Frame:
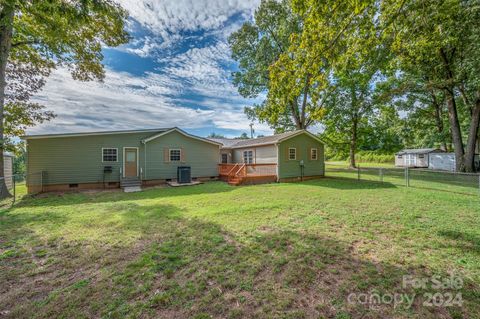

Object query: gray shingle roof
[208,138,240,148]
[209,131,317,149]
[396,148,443,155]
[23,128,170,139]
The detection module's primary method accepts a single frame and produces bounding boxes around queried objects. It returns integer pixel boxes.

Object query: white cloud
[116,0,259,35]
[27,0,274,137]
[160,42,232,90]
[29,67,272,136]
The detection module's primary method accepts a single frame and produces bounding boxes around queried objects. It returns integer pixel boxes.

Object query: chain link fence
[326,163,480,196]
[0,172,44,209]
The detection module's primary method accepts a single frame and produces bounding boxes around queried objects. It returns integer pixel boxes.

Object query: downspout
[143,141,147,180]
[275,143,280,182]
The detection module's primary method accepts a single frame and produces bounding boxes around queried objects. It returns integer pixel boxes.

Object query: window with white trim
[221,153,228,164]
[243,150,253,164]
[169,149,181,162]
[288,148,296,160]
[311,148,318,160]
[102,148,118,162]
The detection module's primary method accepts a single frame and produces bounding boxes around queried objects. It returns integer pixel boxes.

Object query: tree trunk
[464,95,480,172]
[299,74,310,129]
[0,3,15,198]
[349,118,357,168]
[444,88,465,171]
[289,100,302,130]
[431,91,447,151]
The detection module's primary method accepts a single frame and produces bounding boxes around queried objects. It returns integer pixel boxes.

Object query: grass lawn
[1,179,479,318]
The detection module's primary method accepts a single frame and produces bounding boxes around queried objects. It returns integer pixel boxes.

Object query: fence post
[405,167,409,187]
[12,175,16,206]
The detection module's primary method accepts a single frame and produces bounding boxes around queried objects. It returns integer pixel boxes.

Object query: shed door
[124,148,138,177]
[405,154,416,167]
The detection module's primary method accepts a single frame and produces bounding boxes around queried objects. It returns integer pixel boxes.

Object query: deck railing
[219,163,277,177]
[219,163,238,176]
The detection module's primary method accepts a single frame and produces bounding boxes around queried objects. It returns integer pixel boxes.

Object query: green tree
[380,0,480,171]
[228,0,306,131]
[376,73,451,151]
[322,70,376,168]
[235,132,249,140]
[267,0,377,132]
[274,0,379,166]
[207,132,225,138]
[12,141,25,175]
[364,105,404,154]
[0,0,129,195]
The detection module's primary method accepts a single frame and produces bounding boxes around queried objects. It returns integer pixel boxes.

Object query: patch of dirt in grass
[0,236,153,318]
[2,202,477,318]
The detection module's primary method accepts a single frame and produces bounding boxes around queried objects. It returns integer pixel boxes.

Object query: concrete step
[123,186,142,193]
[121,181,141,187]
[120,179,141,187]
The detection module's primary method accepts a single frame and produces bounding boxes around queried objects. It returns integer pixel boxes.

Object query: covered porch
[218,163,277,185]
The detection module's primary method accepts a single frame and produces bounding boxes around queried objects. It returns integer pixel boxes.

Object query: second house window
[243,150,253,164]
[169,149,181,162]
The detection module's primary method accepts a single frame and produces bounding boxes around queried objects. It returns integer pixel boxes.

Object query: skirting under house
[23,128,325,193]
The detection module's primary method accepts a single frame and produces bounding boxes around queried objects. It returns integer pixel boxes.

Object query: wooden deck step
[228,177,242,186]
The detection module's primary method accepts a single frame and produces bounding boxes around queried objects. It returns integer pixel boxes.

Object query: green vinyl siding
[145,130,220,179]
[26,129,220,186]
[278,133,324,179]
[26,132,156,185]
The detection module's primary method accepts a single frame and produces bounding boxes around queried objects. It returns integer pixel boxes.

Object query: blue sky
[31,0,271,138]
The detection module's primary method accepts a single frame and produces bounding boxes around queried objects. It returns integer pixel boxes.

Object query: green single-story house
[211,130,325,185]
[24,128,324,192]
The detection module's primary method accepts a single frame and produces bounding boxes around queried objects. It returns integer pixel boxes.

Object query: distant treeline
[327,151,394,164]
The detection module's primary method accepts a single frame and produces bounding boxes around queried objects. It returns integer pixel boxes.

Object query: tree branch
[11,40,39,48]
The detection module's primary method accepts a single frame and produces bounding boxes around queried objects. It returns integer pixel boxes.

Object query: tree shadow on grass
[1,193,477,318]
[2,203,472,319]
[437,230,480,254]
[13,181,235,208]
[0,202,182,318]
[112,220,474,318]
[298,177,398,190]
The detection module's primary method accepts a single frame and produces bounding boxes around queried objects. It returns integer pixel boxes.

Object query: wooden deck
[219,163,277,186]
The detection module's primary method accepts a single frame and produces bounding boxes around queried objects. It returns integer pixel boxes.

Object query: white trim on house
[169,148,182,162]
[24,128,169,139]
[242,149,254,164]
[142,127,223,146]
[122,147,139,178]
[218,130,325,149]
[310,148,318,160]
[102,147,118,163]
[288,147,297,160]
[278,130,324,144]
[275,143,280,182]
[221,153,228,164]
[144,144,147,180]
